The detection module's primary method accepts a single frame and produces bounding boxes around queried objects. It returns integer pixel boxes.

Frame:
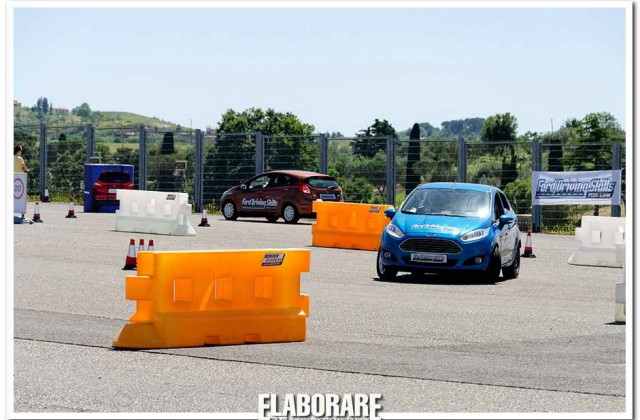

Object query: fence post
[385,135,396,205]
[319,133,328,174]
[255,132,264,175]
[194,129,204,213]
[457,136,467,183]
[138,125,147,190]
[38,119,47,201]
[611,143,622,217]
[531,140,542,232]
[84,124,95,162]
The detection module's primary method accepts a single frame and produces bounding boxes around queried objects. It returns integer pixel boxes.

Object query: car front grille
[399,238,462,254]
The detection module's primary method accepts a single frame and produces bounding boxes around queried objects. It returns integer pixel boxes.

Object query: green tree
[160,132,175,155]
[404,123,421,194]
[72,103,92,118]
[562,112,624,171]
[204,108,316,205]
[353,119,395,158]
[480,113,519,188]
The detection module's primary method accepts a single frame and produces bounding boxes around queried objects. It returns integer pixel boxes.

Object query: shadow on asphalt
[214,218,313,226]
[374,272,509,286]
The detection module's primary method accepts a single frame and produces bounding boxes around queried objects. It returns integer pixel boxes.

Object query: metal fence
[14,122,625,233]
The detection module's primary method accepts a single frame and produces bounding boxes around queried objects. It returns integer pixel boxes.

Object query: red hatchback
[220,170,343,223]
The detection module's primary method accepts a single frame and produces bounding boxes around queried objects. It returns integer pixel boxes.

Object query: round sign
[14,177,25,199]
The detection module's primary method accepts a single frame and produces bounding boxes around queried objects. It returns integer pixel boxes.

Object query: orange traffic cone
[32,202,43,223]
[521,231,536,258]
[147,239,155,251]
[198,208,210,227]
[138,238,145,253]
[65,202,77,218]
[122,239,137,270]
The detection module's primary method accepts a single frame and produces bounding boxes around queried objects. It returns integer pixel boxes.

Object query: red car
[91,171,134,202]
[220,170,343,223]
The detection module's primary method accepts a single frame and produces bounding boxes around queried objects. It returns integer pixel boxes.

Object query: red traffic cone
[122,239,137,270]
[147,239,155,251]
[138,238,145,253]
[32,202,43,223]
[521,231,536,258]
[65,202,77,218]
[198,208,210,227]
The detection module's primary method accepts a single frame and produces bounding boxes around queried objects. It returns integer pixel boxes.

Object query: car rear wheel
[282,204,299,224]
[222,201,237,221]
[502,242,521,280]
[481,246,501,282]
[377,249,397,281]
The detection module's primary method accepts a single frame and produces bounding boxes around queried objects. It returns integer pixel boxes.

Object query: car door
[239,174,270,215]
[493,192,508,265]
[498,191,518,262]
[262,173,288,216]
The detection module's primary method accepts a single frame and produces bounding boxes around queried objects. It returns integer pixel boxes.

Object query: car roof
[416,182,499,193]
[262,170,331,179]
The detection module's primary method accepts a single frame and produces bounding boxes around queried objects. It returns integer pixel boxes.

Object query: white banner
[14,172,27,215]
[532,170,622,206]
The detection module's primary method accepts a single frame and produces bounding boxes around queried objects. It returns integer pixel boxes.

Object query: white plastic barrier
[614,244,625,323]
[115,189,196,236]
[567,216,625,268]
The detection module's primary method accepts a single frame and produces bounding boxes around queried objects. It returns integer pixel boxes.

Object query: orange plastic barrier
[113,249,310,349]
[311,201,392,251]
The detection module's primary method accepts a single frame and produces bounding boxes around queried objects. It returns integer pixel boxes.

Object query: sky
[13,7,626,136]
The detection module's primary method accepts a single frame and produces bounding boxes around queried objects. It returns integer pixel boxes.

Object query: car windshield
[401,188,491,218]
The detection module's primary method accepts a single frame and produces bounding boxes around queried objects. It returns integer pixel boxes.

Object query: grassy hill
[14,102,179,130]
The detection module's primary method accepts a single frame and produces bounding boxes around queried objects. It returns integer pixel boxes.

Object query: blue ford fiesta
[377,182,520,282]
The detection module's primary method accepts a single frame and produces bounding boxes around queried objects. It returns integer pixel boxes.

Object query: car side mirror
[499,214,514,226]
[241,184,247,190]
[384,207,396,219]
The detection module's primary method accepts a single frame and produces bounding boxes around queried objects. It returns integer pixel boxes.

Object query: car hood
[393,213,489,237]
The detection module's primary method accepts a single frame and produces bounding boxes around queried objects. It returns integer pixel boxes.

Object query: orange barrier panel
[113,249,310,349]
[311,201,392,251]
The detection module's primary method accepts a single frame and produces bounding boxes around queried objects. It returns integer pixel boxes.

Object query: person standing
[14,144,29,173]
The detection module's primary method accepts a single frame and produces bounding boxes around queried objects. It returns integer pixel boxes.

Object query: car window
[98,172,131,183]
[499,192,511,212]
[269,174,293,188]
[494,193,505,220]
[248,175,269,190]
[307,177,339,189]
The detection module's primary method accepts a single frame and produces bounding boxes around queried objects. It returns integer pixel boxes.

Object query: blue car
[377,182,521,282]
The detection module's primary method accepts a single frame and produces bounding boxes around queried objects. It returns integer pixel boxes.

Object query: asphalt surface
[13,203,626,413]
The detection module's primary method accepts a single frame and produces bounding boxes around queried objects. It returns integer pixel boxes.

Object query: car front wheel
[377,249,397,281]
[481,246,501,282]
[502,242,521,279]
[222,201,237,220]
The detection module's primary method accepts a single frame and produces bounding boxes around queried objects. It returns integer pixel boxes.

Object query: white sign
[532,170,622,206]
[14,173,27,215]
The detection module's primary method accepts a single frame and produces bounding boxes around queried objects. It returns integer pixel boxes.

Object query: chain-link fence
[14,121,625,233]
[395,139,458,205]
[328,137,388,204]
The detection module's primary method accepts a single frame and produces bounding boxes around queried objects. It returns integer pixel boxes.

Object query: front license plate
[410,253,447,263]
[319,193,336,200]
[108,188,116,193]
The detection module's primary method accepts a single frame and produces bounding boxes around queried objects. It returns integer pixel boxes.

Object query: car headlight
[385,223,405,239]
[460,227,490,242]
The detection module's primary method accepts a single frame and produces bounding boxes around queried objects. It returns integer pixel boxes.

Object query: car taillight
[300,183,311,194]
